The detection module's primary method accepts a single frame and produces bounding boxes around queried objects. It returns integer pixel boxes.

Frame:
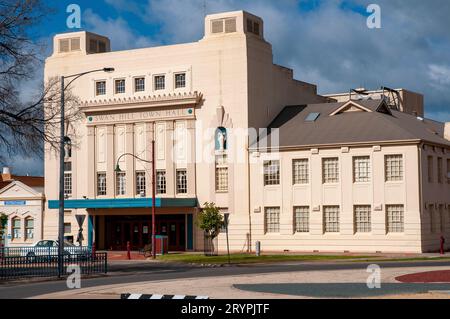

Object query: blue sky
[6,0,450,175]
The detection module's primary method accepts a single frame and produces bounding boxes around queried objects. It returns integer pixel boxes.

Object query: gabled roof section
[251,99,450,150]
[0,180,43,199]
[329,99,392,116]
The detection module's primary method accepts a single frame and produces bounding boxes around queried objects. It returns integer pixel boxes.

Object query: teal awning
[48,198,198,209]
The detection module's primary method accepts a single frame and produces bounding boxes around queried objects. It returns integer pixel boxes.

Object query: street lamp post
[58,68,114,278]
[115,140,156,259]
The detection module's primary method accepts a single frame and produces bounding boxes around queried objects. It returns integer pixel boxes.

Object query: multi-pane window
[175,73,186,89]
[386,205,404,233]
[176,169,187,194]
[293,159,309,184]
[265,207,280,233]
[353,156,371,183]
[354,206,371,233]
[25,218,34,240]
[439,205,445,233]
[322,158,339,183]
[134,77,145,92]
[324,206,340,233]
[428,156,434,183]
[12,218,21,239]
[136,172,146,197]
[115,79,125,94]
[215,155,228,192]
[116,172,126,196]
[294,207,309,233]
[97,172,107,196]
[95,81,106,96]
[156,170,167,194]
[438,157,443,183]
[263,160,280,186]
[154,75,165,90]
[385,155,403,181]
[64,161,72,197]
[447,159,450,183]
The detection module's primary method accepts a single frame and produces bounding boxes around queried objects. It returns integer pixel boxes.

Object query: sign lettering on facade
[88,108,194,124]
[4,200,26,206]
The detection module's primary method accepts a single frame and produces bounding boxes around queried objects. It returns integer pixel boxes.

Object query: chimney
[445,123,450,141]
[1,167,12,181]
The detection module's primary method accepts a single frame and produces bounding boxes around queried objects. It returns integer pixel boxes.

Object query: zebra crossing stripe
[121,293,209,300]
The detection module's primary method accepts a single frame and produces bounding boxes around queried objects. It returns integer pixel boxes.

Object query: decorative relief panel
[174,121,187,162]
[156,122,166,161]
[97,127,106,163]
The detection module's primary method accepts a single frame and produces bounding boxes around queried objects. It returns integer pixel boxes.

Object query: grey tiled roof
[253,99,450,149]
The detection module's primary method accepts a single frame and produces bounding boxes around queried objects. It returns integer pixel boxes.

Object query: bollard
[255,241,261,257]
[440,236,445,255]
[127,241,131,260]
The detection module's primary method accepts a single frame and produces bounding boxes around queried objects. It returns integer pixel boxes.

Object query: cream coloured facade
[43,10,450,253]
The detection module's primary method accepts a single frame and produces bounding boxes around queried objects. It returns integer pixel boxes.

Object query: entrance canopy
[48,198,198,209]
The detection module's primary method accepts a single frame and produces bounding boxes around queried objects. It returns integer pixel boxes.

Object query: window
[97,172,107,196]
[354,206,371,233]
[12,218,21,239]
[385,155,403,181]
[324,206,340,233]
[353,156,371,183]
[215,155,228,192]
[430,206,435,233]
[293,159,309,184]
[64,223,72,234]
[294,207,309,233]
[114,79,125,94]
[156,170,167,195]
[322,158,339,183]
[439,205,445,233]
[116,172,126,196]
[134,77,145,92]
[154,75,165,91]
[64,172,72,197]
[176,169,187,194]
[386,205,404,233]
[25,218,34,240]
[265,207,280,233]
[305,112,320,122]
[136,172,146,197]
[438,157,443,183]
[175,73,186,89]
[447,159,450,183]
[96,81,106,96]
[264,160,280,186]
[428,156,434,183]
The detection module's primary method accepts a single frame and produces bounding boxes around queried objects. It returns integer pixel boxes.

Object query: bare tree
[0,0,81,163]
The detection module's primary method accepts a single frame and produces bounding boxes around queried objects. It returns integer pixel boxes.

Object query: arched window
[25,217,34,241]
[11,217,21,240]
[215,127,227,151]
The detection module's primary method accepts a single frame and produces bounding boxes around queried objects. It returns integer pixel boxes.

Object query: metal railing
[0,246,91,258]
[0,252,107,280]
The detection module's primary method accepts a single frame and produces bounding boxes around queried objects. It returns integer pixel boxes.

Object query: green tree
[0,213,7,247]
[196,202,224,256]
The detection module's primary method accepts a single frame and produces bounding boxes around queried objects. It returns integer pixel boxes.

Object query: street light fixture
[114,145,157,259]
[58,67,115,278]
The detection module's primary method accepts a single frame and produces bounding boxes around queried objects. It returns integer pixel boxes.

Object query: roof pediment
[330,99,392,116]
[0,181,42,199]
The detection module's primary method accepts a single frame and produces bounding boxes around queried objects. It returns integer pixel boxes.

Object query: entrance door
[158,216,186,251]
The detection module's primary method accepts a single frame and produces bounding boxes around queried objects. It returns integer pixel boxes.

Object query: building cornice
[80,91,202,113]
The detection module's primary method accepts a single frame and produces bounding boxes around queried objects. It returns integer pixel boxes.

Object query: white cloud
[428,64,450,87]
[83,9,157,50]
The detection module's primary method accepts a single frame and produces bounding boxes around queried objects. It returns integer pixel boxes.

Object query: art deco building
[43,10,450,253]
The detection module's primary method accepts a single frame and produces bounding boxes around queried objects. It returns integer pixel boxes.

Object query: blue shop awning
[48,198,198,209]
